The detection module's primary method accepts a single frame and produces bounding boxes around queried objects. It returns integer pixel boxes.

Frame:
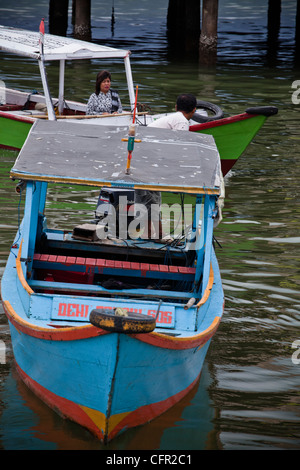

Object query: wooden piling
[296,0,300,62]
[167,0,200,56]
[199,0,218,65]
[73,0,91,41]
[267,0,281,44]
[49,0,69,36]
[266,0,281,65]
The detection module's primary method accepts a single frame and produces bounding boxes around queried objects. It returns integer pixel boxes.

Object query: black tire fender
[192,100,224,123]
[245,106,278,117]
[89,308,156,334]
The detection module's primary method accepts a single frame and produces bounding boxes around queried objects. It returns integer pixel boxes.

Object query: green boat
[0,24,278,175]
[190,105,278,175]
[0,109,33,151]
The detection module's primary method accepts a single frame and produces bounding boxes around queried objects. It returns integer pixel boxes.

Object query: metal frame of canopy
[0,25,135,115]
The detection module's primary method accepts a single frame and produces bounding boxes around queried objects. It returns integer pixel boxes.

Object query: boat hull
[190,112,267,175]
[0,112,33,150]
[3,299,220,442]
[1,233,223,442]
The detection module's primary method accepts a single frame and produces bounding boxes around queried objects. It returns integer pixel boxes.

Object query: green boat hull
[0,113,33,151]
[190,112,267,175]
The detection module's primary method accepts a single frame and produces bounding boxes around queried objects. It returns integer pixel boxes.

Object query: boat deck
[30,228,198,303]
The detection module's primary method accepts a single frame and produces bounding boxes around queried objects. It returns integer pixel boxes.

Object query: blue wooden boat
[1,120,224,442]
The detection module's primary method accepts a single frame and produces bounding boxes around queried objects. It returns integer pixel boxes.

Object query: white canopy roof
[0,25,135,112]
[0,25,131,61]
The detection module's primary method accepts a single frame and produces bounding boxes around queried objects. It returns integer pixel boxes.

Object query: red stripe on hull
[131,315,222,350]
[2,300,109,341]
[0,111,35,124]
[221,159,237,175]
[3,299,222,351]
[15,362,105,441]
[107,373,201,441]
[15,361,201,443]
[0,143,21,151]
[189,112,256,132]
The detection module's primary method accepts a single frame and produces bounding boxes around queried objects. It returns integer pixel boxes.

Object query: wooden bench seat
[32,253,196,281]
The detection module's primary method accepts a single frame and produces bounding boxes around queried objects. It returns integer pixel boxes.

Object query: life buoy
[192,100,224,123]
[89,308,156,334]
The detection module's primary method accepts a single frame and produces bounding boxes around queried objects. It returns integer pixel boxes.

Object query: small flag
[39,18,45,35]
[39,18,45,55]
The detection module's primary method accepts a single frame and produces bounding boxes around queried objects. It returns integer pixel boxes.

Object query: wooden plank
[28,279,195,300]
[33,253,196,273]
[33,111,148,120]
[32,254,196,281]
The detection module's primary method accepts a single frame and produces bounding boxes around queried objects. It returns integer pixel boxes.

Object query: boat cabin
[10,120,222,317]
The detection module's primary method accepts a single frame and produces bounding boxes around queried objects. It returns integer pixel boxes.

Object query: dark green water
[0,0,299,450]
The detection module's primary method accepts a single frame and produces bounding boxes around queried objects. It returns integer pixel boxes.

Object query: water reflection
[213,355,300,450]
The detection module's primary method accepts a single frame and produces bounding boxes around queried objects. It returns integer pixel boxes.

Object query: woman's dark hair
[176,94,197,113]
[95,70,111,95]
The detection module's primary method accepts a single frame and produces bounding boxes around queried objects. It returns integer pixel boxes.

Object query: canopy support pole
[58,59,65,115]
[124,55,135,111]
